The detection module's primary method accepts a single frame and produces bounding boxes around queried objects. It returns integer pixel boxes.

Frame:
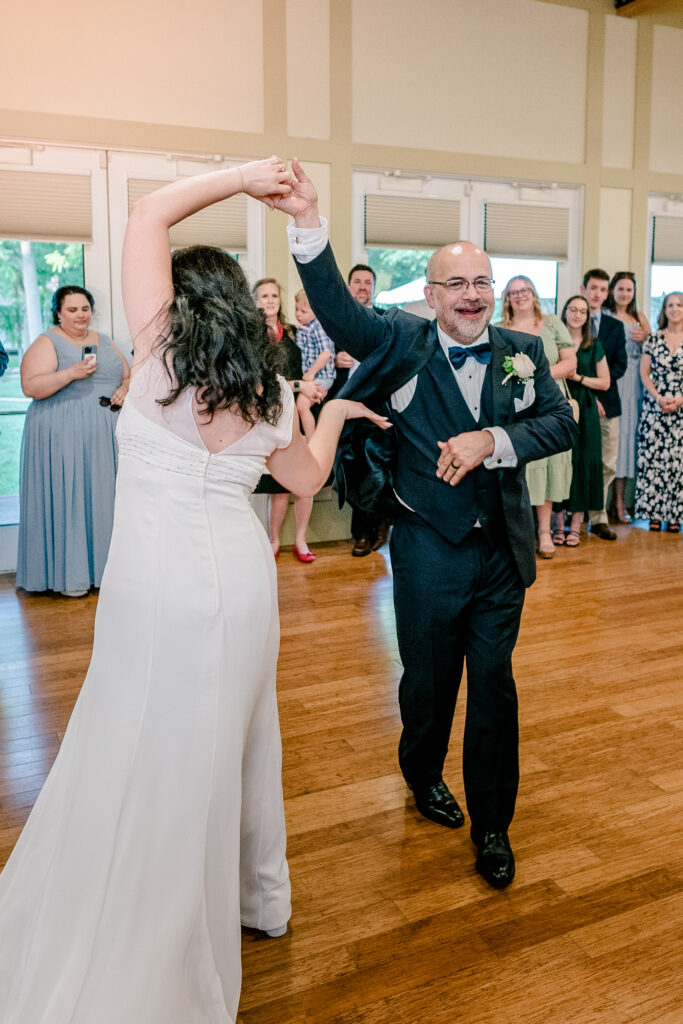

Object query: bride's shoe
[264,924,287,938]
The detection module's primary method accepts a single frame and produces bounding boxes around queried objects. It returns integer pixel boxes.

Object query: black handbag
[334,405,400,517]
[333,338,436,517]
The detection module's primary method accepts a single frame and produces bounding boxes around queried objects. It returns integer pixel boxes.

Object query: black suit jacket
[295,244,577,587]
[597,313,627,418]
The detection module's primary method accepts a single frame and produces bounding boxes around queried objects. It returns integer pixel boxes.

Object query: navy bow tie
[447,342,492,370]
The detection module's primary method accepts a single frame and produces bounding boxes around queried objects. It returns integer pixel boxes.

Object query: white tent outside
[376,276,427,305]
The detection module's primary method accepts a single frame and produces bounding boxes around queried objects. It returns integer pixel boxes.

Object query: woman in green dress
[560,295,610,547]
[498,276,576,558]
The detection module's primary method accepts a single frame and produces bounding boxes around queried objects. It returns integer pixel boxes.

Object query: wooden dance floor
[1,522,682,1023]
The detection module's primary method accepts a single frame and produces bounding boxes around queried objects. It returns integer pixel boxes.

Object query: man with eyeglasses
[277,160,576,889]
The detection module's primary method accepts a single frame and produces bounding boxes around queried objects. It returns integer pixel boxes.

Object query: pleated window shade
[364,194,461,249]
[484,203,569,259]
[128,179,248,250]
[652,216,683,264]
[0,170,92,242]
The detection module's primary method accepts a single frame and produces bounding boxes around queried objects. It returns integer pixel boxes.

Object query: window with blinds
[0,170,92,242]
[651,215,683,265]
[127,179,248,250]
[364,194,461,249]
[484,202,569,260]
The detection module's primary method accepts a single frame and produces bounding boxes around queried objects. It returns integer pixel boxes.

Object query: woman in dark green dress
[559,295,610,546]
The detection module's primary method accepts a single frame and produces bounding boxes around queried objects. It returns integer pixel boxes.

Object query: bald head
[426,242,492,285]
[424,241,495,344]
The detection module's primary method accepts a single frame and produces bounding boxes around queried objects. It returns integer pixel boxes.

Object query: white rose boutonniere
[502,351,536,385]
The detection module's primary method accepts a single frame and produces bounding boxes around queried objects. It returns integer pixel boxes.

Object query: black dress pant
[350,507,384,544]
[391,514,525,833]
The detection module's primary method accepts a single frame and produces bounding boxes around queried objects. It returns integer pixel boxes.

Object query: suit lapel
[488,325,514,425]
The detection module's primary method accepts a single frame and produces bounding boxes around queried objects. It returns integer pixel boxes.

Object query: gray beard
[446,310,492,345]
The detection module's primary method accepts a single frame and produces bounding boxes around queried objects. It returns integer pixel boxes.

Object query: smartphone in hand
[82,344,97,365]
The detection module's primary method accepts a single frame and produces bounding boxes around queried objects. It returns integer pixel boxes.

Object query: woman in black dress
[556,296,610,547]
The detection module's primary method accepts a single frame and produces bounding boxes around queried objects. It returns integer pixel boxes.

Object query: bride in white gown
[0,157,389,1023]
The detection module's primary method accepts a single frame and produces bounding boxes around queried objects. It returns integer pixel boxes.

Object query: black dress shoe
[408,780,465,829]
[470,827,515,889]
[351,536,373,557]
[590,523,617,540]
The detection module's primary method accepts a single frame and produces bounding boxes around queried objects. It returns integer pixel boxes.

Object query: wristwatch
[293,380,300,392]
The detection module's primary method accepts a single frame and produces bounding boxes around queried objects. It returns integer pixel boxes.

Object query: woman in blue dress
[603,272,651,523]
[16,286,130,596]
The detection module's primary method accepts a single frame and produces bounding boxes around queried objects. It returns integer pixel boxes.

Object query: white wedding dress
[0,356,293,1023]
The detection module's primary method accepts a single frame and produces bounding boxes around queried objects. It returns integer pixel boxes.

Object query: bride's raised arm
[121,157,293,364]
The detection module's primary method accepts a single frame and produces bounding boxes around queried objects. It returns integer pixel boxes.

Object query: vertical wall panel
[286,161,331,319]
[602,15,637,169]
[286,0,330,139]
[598,187,632,274]
[650,25,683,174]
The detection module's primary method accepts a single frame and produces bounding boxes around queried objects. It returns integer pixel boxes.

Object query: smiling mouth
[455,306,486,318]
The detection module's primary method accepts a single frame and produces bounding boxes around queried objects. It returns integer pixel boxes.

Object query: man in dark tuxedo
[581,268,627,540]
[277,160,577,889]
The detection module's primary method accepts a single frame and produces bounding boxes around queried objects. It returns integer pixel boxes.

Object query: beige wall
[352,0,589,163]
[1,1,265,134]
[2,0,682,287]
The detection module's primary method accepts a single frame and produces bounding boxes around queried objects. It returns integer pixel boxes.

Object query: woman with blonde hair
[498,275,576,557]
[252,277,326,561]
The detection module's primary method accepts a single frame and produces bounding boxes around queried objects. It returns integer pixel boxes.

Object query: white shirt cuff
[287,217,329,262]
[483,427,518,469]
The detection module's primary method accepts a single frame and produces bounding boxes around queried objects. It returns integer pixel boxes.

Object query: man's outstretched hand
[267,158,320,227]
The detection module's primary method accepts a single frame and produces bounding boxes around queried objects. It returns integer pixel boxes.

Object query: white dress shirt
[287,217,518,472]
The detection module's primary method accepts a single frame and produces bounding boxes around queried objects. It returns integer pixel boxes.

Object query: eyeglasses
[507,287,533,299]
[99,395,122,412]
[565,306,587,315]
[427,277,494,293]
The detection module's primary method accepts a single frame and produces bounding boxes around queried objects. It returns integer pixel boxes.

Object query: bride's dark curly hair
[157,245,284,424]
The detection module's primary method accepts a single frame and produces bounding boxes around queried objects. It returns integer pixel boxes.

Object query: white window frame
[646,193,683,325]
[0,143,113,333]
[352,169,583,310]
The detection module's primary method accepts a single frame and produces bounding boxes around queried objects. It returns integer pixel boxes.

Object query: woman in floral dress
[634,292,683,532]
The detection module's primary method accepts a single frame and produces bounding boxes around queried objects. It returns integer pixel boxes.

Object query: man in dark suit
[581,268,627,540]
[276,160,577,889]
[329,263,391,556]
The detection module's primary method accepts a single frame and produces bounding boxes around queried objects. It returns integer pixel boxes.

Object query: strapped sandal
[565,530,581,547]
[666,522,680,533]
[649,520,662,532]
[551,529,566,546]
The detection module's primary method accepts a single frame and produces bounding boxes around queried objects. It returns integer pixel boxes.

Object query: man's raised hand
[267,158,320,226]
[240,156,293,206]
